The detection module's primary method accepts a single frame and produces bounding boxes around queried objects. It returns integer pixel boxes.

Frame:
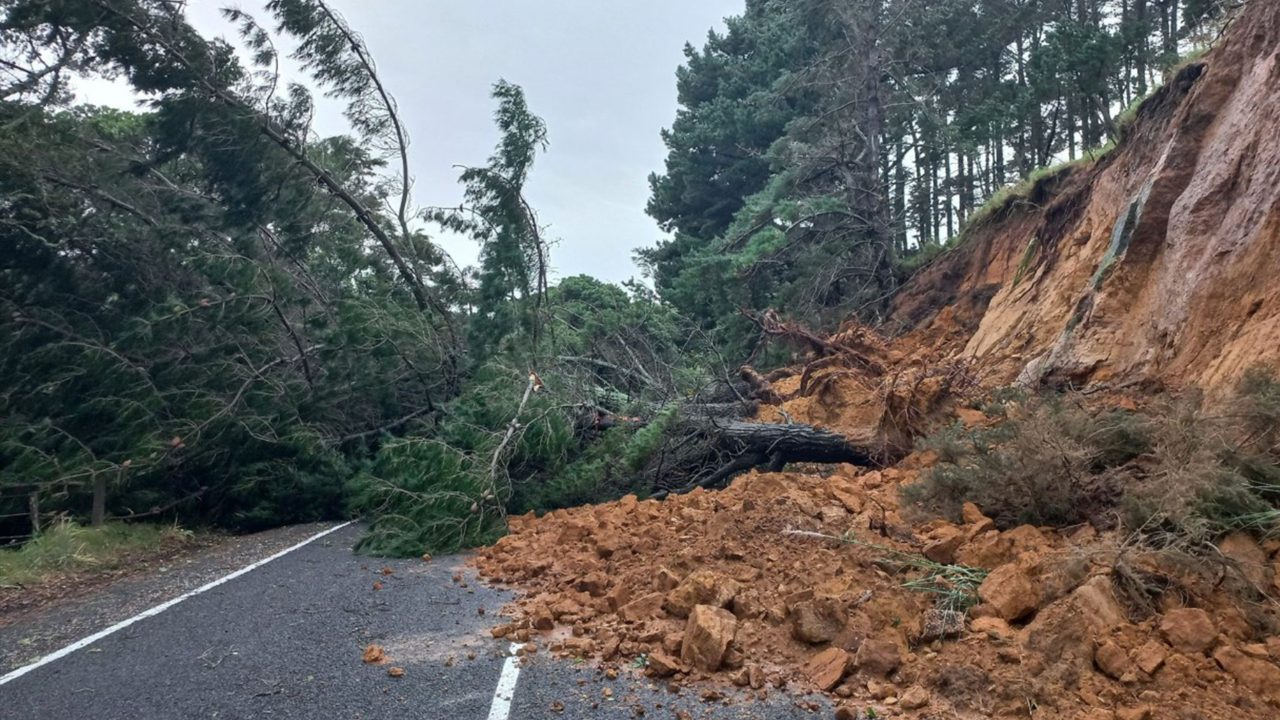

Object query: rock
[664,570,740,618]
[747,664,765,689]
[655,566,682,592]
[1159,608,1217,654]
[828,479,864,514]
[617,593,664,622]
[1115,707,1151,720]
[1219,532,1274,592]
[680,605,738,672]
[1133,641,1168,675]
[819,505,848,525]
[834,705,860,720]
[550,599,582,619]
[731,590,764,619]
[1071,575,1128,632]
[900,685,931,710]
[531,606,555,631]
[866,679,896,699]
[919,608,965,642]
[961,502,996,535]
[803,647,852,691]
[955,530,1016,569]
[559,637,594,655]
[969,616,1014,640]
[923,528,965,565]
[646,651,684,677]
[789,597,844,644]
[1094,640,1132,680]
[575,571,610,597]
[662,632,683,653]
[362,644,386,664]
[605,583,632,612]
[977,563,1041,621]
[1213,645,1280,704]
[722,644,745,670]
[854,637,902,676]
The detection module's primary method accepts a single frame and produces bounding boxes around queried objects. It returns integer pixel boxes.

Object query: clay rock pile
[473,461,1280,719]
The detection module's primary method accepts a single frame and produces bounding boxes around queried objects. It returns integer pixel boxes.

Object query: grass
[785,528,988,614]
[0,521,195,588]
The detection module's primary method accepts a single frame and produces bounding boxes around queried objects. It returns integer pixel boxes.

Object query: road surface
[0,523,828,719]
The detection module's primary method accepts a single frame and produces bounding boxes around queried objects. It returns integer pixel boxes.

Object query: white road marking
[0,520,354,687]
[486,642,524,720]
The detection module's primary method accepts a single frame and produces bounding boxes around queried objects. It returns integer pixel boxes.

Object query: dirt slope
[894,0,1280,395]
[470,3,1280,718]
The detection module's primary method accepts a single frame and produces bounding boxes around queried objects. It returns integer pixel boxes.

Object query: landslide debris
[474,450,1280,718]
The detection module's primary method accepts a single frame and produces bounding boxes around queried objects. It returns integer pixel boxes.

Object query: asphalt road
[0,523,828,720]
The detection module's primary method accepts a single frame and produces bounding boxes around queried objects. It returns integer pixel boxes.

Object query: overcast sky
[75,0,743,284]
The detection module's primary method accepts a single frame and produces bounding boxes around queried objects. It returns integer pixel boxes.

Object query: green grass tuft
[0,521,194,588]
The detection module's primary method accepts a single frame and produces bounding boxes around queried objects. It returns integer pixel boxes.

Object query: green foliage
[433,81,551,355]
[643,0,1221,338]
[0,522,195,588]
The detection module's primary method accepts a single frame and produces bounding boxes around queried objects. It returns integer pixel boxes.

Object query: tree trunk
[29,491,40,535]
[700,420,877,465]
[91,474,106,528]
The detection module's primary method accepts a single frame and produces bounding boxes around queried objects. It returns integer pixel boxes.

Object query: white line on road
[486,642,524,720]
[0,520,354,687]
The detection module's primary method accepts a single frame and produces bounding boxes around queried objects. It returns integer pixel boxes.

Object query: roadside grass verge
[0,521,196,588]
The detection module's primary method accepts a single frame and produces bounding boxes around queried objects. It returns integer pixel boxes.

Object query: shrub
[906,371,1280,544]
[905,393,1150,528]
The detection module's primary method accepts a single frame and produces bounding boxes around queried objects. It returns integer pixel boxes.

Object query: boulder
[789,597,844,644]
[605,583,632,612]
[923,528,966,565]
[1159,608,1217,654]
[803,647,852,691]
[680,605,738,672]
[1094,640,1132,681]
[664,570,740,618]
[854,637,901,676]
[919,608,965,642]
[530,606,555,631]
[828,479,864,514]
[574,571,610,597]
[970,616,1014,640]
[654,566,682,593]
[1070,575,1128,632]
[900,685,931,710]
[962,502,996,535]
[646,651,685,677]
[977,563,1041,621]
[1219,532,1274,592]
[617,593,664,622]
[1133,640,1168,675]
[1213,645,1280,705]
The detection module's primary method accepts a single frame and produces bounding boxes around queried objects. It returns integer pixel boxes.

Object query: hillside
[471,2,1280,718]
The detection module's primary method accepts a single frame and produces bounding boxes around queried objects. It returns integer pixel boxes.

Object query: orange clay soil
[474,439,1280,719]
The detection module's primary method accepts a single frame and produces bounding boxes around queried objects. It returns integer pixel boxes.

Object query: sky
[73,0,743,284]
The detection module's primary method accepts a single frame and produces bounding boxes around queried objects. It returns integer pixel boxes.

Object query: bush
[904,393,1150,528]
[906,371,1280,544]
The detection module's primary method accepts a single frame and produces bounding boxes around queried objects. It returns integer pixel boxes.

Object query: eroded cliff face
[894,0,1280,395]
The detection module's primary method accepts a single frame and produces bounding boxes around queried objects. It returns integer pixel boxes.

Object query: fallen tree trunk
[696,420,876,465]
[650,418,881,498]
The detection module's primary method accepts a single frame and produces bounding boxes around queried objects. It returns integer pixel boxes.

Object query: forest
[0,0,1229,556]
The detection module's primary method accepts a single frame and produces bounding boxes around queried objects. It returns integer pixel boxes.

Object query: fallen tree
[612,395,884,498]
